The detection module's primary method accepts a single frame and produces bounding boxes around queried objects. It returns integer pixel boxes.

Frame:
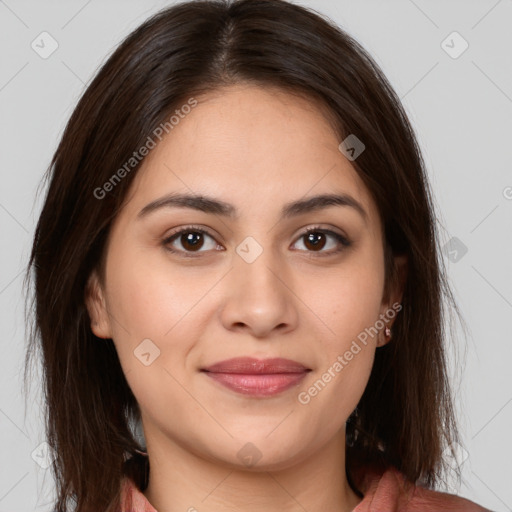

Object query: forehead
[122,84,380,231]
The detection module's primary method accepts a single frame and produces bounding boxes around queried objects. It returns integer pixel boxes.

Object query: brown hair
[24,0,464,510]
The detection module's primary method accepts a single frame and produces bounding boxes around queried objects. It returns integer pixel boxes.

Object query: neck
[142,426,362,512]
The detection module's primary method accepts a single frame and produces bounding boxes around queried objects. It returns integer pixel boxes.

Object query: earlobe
[84,270,112,339]
[378,253,408,347]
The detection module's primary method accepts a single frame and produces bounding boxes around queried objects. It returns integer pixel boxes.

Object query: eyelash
[162,224,352,259]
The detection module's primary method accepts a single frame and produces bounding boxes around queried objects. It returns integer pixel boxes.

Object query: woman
[24,0,491,510]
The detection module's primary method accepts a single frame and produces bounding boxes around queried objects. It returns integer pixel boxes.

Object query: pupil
[306,232,325,250]
[183,232,203,250]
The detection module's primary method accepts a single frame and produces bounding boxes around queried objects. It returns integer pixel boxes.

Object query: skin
[86,83,407,512]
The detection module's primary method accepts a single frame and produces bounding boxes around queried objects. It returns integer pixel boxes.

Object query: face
[86,84,405,471]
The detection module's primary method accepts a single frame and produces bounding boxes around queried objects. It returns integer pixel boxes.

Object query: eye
[291,227,352,255]
[162,225,352,258]
[162,225,222,257]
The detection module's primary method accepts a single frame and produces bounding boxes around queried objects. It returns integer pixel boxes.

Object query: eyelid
[290,225,351,255]
[295,225,348,242]
[162,224,351,257]
[162,224,221,257]
[163,224,218,241]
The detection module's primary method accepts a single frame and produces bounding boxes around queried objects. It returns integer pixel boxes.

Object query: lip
[201,357,310,374]
[201,357,311,397]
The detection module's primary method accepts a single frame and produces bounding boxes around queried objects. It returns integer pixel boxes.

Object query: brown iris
[180,232,205,251]
[303,232,327,251]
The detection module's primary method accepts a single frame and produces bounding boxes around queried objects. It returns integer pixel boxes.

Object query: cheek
[103,250,212,422]
[100,248,165,370]
[303,256,385,349]
[105,240,216,338]
[298,329,376,436]
[294,255,383,412]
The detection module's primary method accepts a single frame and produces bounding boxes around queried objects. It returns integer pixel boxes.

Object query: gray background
[0,0,511,510]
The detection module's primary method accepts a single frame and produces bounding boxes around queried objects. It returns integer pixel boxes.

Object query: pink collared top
[119,465,491,512]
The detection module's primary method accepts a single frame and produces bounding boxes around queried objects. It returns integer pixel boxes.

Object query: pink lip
[201,357,311,397]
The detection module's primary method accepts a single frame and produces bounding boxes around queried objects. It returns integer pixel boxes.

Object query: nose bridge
[219,234,298,336]
[234,234,284,298]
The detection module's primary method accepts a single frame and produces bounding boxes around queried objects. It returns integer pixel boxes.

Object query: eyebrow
[137,192,368,224]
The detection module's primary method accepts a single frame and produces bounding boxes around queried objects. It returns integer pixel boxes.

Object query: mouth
[200,357,312,397]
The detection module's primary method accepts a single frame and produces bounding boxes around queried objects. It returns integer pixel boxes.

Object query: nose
[219,245,299,338]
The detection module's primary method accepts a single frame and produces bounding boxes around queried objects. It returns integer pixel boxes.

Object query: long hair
[24,1,463,510]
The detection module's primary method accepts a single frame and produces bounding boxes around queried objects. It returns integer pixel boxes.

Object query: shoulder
[353,466,492,512]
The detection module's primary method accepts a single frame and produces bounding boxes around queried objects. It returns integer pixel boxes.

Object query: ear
[377,253,408,347]
[84,270,113,339]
